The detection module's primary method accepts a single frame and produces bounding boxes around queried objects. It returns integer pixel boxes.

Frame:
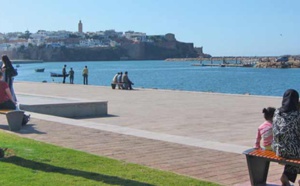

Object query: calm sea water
[13,60,300,97]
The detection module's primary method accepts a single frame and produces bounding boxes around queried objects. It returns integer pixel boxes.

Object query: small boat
[50,72,69,77]
[16,64,20,68]
[35,68,45,72]
[242,64,254,67]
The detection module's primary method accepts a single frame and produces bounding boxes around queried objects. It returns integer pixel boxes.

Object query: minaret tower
[78,20,83,33]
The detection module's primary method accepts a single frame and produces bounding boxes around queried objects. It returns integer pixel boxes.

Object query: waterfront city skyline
[0,0,299,56]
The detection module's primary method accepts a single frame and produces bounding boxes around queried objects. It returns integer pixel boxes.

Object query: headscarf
[279,89,299,113]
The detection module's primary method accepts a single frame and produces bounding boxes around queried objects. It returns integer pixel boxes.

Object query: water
[14,60,300,97]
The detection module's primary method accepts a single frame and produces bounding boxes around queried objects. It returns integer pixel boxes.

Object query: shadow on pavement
[74,114,119,119]
[19,124,47,134]
[0,124,46,134]
[0,124,10,131]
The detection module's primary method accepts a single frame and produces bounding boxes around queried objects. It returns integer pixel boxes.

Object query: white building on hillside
[0,43,10,51]
[79,39,102,47]
[124,31,147,42]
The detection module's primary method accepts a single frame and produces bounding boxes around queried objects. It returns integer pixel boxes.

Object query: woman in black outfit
[272,89,300,186]
[1,55,17,102]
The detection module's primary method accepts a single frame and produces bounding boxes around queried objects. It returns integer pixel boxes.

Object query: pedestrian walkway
[0,82,286,185]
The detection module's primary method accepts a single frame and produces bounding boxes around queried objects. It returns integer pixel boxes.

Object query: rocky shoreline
[166,56,300,68]
[255,61,300,68]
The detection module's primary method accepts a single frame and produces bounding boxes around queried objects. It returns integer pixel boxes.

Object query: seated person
[111,72,119,89]
[273,89,300,185]
[122,71,134,90]
[112,72,119,84]
[117,72,123,89]
[0,71,16,109]
[254,107,275,150]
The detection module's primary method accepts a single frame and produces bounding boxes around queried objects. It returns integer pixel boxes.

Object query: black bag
[10,68,18,77]
[7,67,18,77]
[22,114,30,126]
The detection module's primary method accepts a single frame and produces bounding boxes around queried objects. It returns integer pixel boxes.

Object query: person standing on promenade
[1,55,17,102]
[69,68,74,84]
[254,107,275,150]
[82,66,88,85]
[272,89,300,185]
[122,71,134,90]
[62,64,67,84]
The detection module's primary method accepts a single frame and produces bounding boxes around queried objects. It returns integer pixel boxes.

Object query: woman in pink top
[0,71,16,109]
[254,107,276,150]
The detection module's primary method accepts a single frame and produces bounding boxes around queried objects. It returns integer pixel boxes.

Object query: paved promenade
[0,82,287,185]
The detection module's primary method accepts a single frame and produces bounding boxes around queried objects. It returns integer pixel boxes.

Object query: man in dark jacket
[62,64,67,83]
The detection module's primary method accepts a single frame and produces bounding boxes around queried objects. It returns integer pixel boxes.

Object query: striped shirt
[254,121,273,150]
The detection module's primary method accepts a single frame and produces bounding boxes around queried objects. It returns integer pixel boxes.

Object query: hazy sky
[0,0,299,56]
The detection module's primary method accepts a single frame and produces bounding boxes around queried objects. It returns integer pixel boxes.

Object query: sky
[0,0,299,56]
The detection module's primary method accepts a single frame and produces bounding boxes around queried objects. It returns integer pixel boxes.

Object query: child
[254,107,276,150]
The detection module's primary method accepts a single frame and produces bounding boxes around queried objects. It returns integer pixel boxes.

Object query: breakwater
[192,63,254,67]
[13,60,44,64]
[165,57,264,62]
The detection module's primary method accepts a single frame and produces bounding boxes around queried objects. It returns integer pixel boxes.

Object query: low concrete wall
[20,101,108,118]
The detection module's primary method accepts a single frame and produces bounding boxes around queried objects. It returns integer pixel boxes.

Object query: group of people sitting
[255,89,300,185]
[112,71,134,90]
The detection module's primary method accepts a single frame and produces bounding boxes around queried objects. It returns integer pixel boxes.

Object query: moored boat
[35,68,45,72]
[50,72,69,77]
[242,64,254,67]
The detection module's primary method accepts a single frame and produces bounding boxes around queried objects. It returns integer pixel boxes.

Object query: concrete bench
[243,148,300,186]
[111,82,124,89]
[0,109,24,131]
[19,101,107,118]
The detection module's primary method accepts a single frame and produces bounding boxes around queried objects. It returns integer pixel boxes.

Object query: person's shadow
[2,156,155,186]
[0,124,46,134]
[18,124,46,134]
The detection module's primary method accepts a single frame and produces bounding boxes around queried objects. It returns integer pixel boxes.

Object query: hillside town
[0,21,153,50]
[0,20,207,62]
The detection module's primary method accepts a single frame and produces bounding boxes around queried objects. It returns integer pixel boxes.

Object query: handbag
[7,67,18,77]
[22,114,30,126]
[10,68,18,77]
